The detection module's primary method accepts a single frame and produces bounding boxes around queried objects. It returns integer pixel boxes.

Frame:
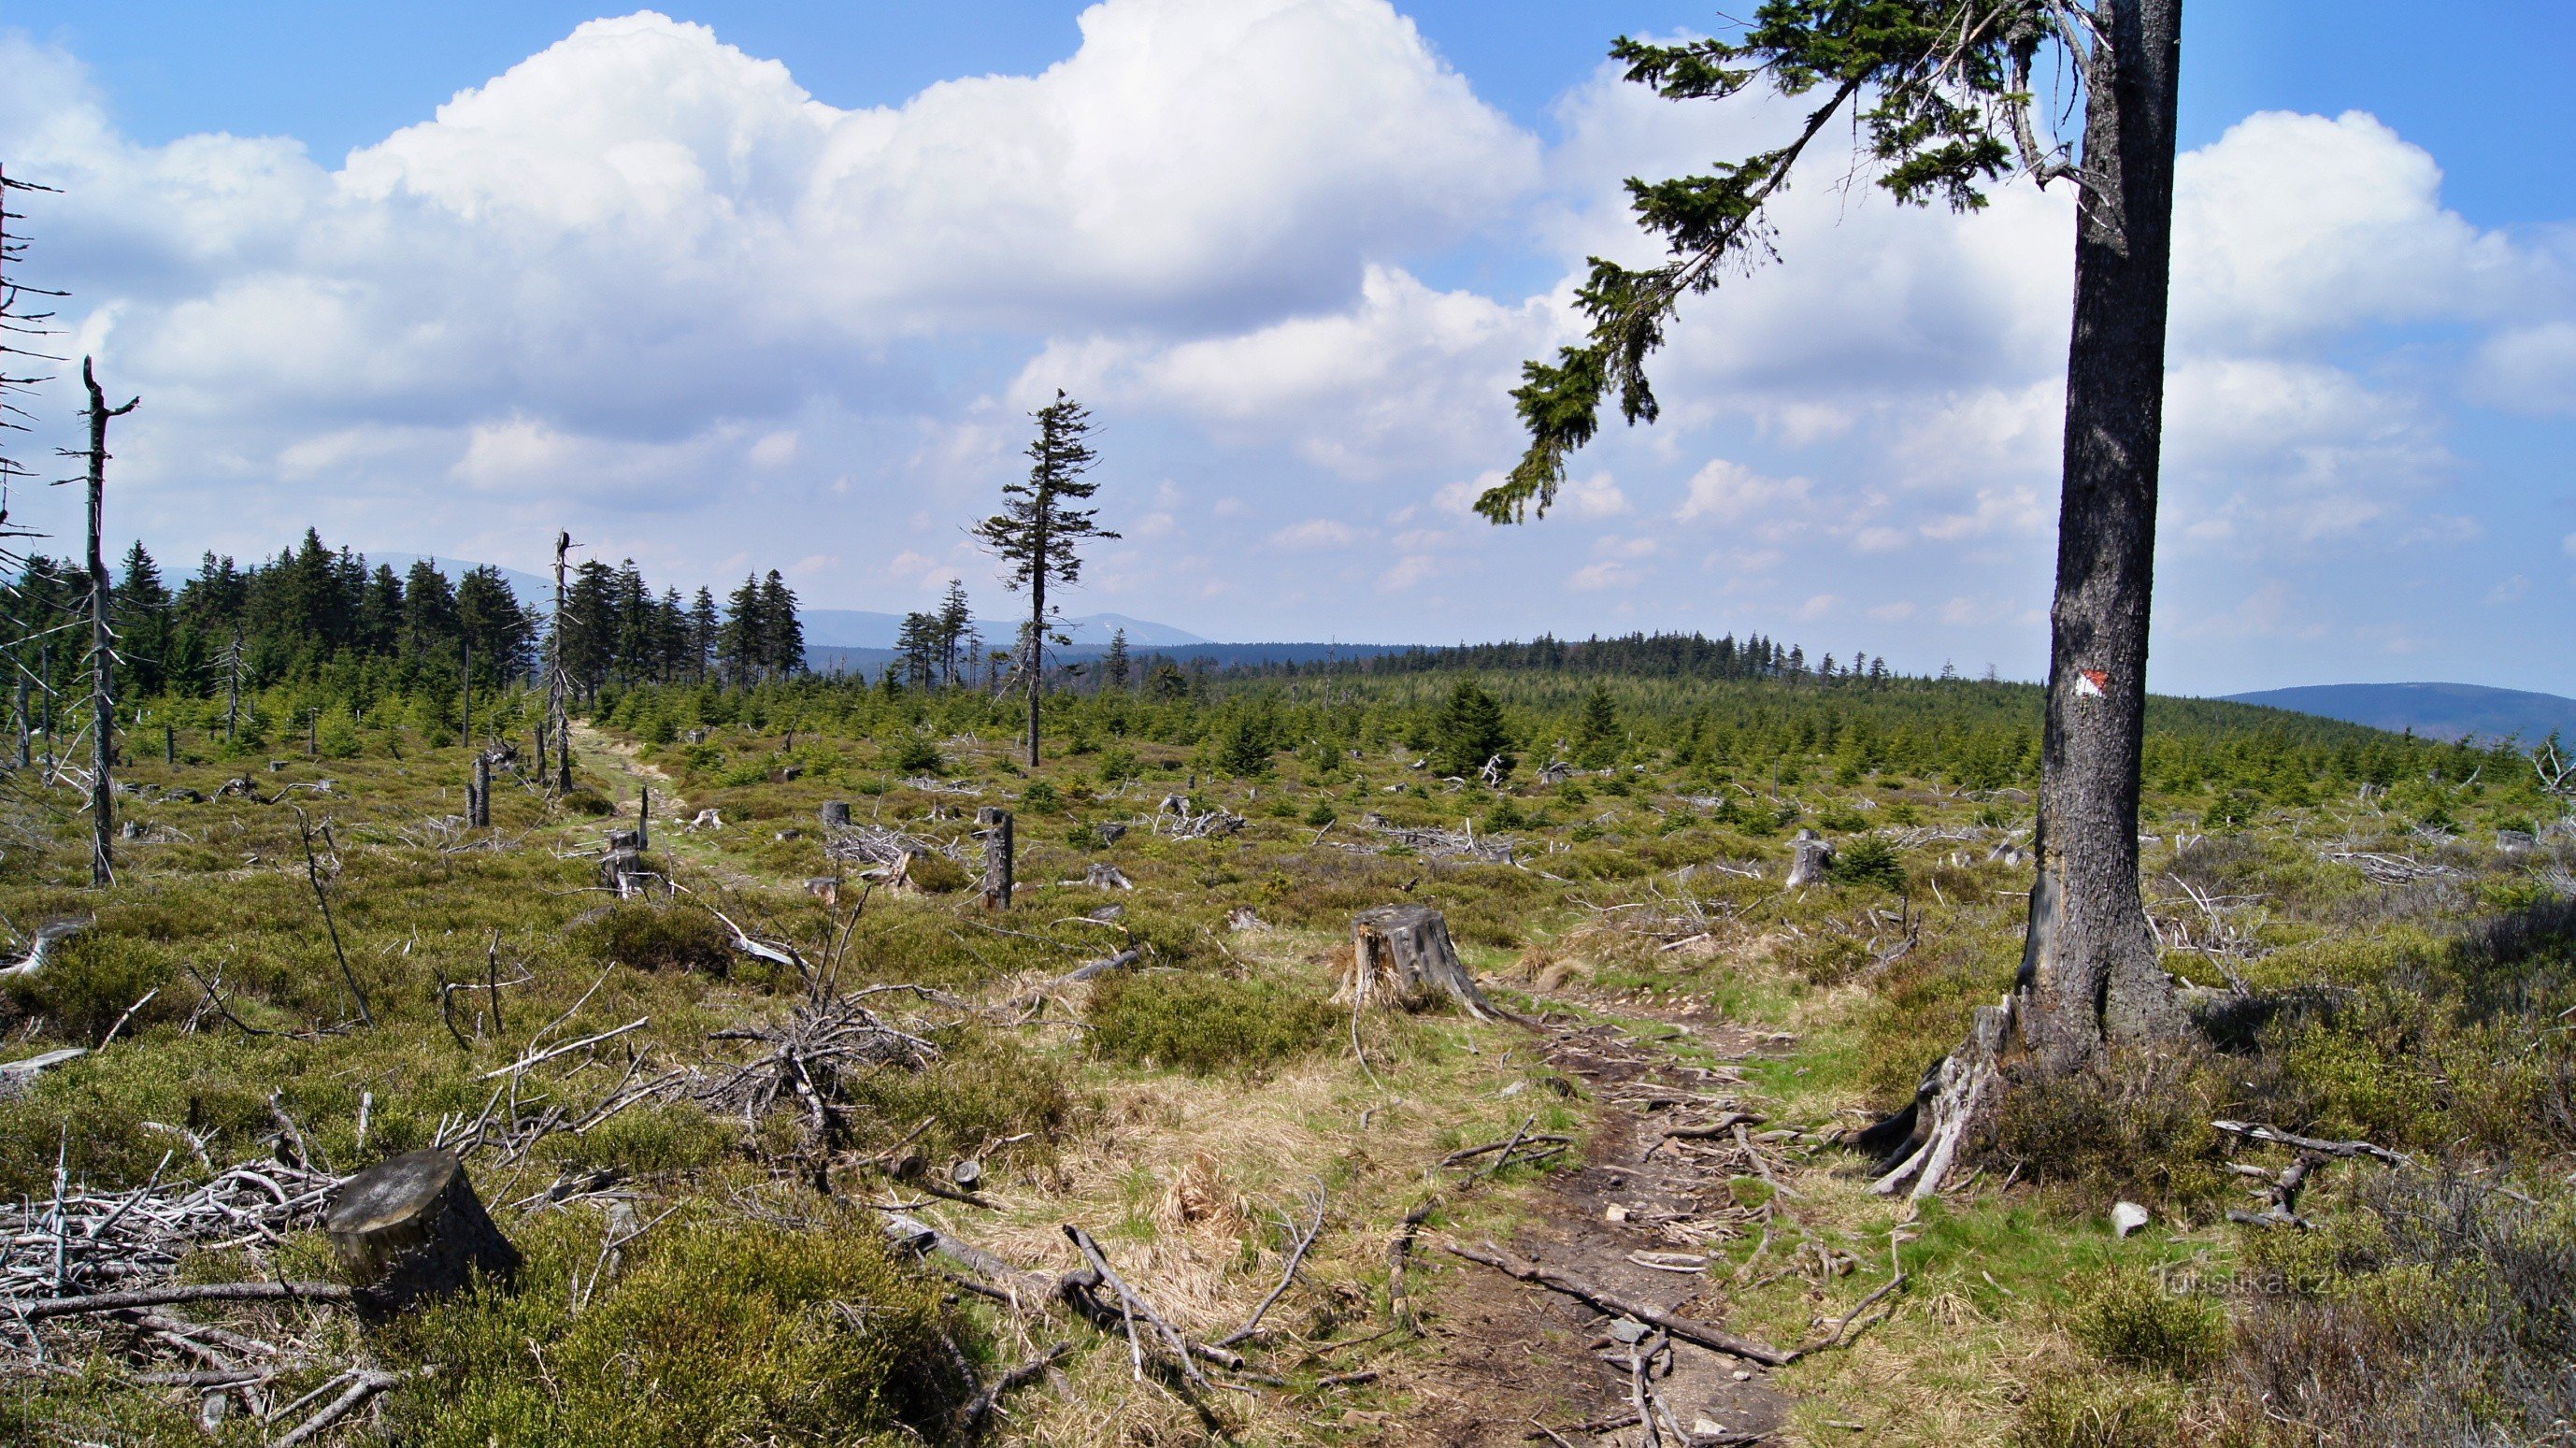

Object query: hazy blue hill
[798,609,1206,650]
[2222,681,2576,744]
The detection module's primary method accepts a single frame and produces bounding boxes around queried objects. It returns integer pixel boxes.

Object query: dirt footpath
[1402,1011,1806,1445]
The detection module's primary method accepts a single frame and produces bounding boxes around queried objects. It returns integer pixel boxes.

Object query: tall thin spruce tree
[975,392,1117,767]
[1482,2,2188,1184]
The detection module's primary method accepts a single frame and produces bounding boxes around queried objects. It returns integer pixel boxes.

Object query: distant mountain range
[2222,682,2576,744]
[798,609,1206,651]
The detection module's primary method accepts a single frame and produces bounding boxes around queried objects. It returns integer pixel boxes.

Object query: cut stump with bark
[1784,829,1834,889]
[325,1149,522,1319]
[1344,905,1507,1022]
[821,800,852,828]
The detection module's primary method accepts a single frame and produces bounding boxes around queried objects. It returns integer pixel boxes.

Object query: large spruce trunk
[2019,0,2190,1071]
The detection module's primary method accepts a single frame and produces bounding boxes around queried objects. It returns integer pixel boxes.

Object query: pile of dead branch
[824,823,967,871]
[2317,846,2462,885]
[1356,811,1515,863]
[1152,796,1245,840]
[701,989,945,1146]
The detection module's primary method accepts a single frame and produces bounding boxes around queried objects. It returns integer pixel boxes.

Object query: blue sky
[3,2,2571,694]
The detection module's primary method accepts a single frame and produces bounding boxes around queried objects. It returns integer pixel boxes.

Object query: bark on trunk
[1344,905,1506,1022]
[2020,0,2189,1070]
[324,1149,520,1319]
[1784,828,1833,889]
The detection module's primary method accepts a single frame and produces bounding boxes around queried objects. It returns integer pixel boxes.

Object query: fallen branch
[2211,1120,2408,1166]
[1011,948,1141,1008]
[478,1017,648,1080]
[1442,1240,1790,1366]
[15,1280,352,1321]
[269,1366,430,1448]
[959,1340,1071,1439]
[1387,1198,1438,1334]
[1215,1185,1326,1348]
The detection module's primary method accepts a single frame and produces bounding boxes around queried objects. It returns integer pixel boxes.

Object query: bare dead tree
[546,530,574,793]
[75,359,137,886]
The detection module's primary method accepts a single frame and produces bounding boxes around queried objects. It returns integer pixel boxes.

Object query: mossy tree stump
[325,1149,521,1319]
[1344,904,1507,1022]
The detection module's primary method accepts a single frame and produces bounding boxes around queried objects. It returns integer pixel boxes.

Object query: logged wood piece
[1344,905,1505,1022]
[821,800,852,828]
[324,1149,521,1318]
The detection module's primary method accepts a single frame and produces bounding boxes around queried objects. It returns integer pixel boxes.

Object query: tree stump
[601,849,651,897]
[1083,862,1132,890]
[1344,905,1506,1022]
[469,753,492,828]
[1785,829,1834,888]
[821,801,852,828]
[978,808,1014,910]
[324,1149,521,1320]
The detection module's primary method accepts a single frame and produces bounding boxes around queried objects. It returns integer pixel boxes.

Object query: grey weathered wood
[821,800,852,828]
[324,1149,520,1318]
[1785,828,1834,888]
[1346,905,1505,1022]
[978,807,1014,910]
[0,1046,85,1100]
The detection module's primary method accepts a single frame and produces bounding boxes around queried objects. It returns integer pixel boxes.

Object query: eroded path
[1409,1006,1808,1445]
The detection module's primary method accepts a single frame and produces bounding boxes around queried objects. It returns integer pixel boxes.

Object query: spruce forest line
[9,521,2547,833]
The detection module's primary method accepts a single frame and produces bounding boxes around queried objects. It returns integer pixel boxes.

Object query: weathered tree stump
[601,849,652,897]
[324,1149,521,1319]
[821,800,852,828]
[978,808,1014,910]
[469,753,492,828]
[1082,862,1132,891]
[1785,829,1834,888]
[1344,905,1506,1022]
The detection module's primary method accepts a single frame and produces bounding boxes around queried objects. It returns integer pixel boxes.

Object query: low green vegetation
[0,642,2565,1446]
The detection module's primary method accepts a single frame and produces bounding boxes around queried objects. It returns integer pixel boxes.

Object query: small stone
[1604,1203,1628,1223]
[2111,1201,2151,1239]
[1607,1317,1648,1344]
[1731,1369,1752,1381]
[1695,1420,1726,1437]
[1498,1081,1527,1098]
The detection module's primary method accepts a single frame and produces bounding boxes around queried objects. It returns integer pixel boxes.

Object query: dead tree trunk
[547,530,573,794]
[1345,905,1506,1022]
[821,800,852,829]
[323,1149,520,1319]
[978,807,1014,910]
[469,753,492,828]
[79,359,138,887]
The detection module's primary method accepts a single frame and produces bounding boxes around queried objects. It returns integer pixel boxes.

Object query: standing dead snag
[1344,905,1507,1022]
[978,807,1014,909]
[323,1149,520,1318]
[78,358,138,886]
